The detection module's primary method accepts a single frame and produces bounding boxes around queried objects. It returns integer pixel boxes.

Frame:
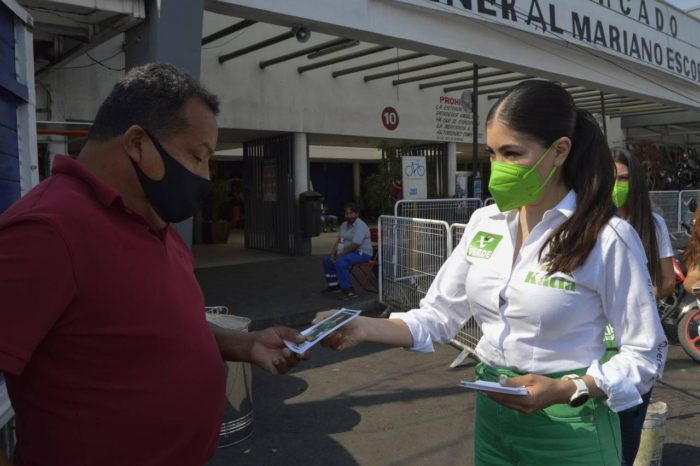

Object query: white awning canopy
[206,0,700,111]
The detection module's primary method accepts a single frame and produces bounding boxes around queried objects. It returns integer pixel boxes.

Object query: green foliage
[364,171,395,215]
[363,141,411,217]
[203,178,230,222]
[377,140,411,177]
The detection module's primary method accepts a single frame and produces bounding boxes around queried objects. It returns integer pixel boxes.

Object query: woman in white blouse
[611,146,675,466]
[318,80,667,465]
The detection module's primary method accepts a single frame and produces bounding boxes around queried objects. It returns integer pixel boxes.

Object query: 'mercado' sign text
[395,0,700,85]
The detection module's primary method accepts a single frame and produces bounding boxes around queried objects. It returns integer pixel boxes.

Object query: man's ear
[553,137,572,167]
[123,125,148,163]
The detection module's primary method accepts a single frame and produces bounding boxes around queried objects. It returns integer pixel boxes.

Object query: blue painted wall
[310,162,354,218]
[0,4,27,213]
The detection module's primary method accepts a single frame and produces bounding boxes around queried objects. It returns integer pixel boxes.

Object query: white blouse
[392,190,668,412]
[652,212,674,259]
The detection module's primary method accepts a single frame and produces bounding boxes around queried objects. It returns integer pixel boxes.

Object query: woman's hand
[483,373,574,413]
[312,311,368,351]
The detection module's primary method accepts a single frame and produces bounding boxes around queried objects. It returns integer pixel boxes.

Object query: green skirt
[474,363,621,466]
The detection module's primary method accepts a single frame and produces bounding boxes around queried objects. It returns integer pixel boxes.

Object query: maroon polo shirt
[0,155,225,466]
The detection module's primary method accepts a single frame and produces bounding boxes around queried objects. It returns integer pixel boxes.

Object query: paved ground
[203,341,700,466]
[194,230,380,330]
[195,255,381,330]
[194,234,700,466]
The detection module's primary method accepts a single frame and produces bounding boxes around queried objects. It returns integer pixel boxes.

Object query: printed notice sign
[435,95,473,143]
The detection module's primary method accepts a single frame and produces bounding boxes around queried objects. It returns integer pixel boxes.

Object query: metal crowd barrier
[448,223,482,357]
[377,217,483,359]
[650,190,680,234]
[679,190,700,231]
[449,222,468,248]
[394,198,482,225]
[649,189,700,233]
[378,216,450,311]
[484,197,495,206]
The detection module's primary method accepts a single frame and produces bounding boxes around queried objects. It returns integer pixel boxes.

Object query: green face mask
[488,142,559,212]
[612,181,629,208]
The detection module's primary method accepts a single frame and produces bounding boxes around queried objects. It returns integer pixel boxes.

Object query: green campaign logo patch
[467,231,503,259]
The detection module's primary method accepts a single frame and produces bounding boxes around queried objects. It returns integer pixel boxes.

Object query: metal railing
[394,198,482,225]
[448,223,482,355]
[649,189,700,233]
[650,190,680,234]
[679,190,700,232]
[378,217,482,358]
[378,216,450,311]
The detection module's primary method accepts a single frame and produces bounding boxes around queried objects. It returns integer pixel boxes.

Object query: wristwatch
[561,374,590,407]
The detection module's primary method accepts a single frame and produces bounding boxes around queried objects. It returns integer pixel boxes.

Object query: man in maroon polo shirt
[0,64,307,466]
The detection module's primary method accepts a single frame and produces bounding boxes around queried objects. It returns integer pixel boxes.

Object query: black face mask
[130,130,212,223]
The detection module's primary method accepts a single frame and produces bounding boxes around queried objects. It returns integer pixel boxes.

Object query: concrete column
[447,142,457,197]
[293,132,309,196]
[353,161,361,203]
[293,132,312,255]
[125,0,205,247]
[47,136,67,171]
[125,0,204,77]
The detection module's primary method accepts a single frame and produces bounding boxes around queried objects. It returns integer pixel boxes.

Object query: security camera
[295,27,311,43]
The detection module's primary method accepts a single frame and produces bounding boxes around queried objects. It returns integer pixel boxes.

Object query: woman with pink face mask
[315,80,667,465]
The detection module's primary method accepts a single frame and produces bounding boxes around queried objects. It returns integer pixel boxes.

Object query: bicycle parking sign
[401,156,427,199]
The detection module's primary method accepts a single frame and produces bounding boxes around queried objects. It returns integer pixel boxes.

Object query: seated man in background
[322,203,373,298]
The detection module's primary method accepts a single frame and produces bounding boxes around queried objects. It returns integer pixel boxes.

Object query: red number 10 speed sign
[381,107,399,131]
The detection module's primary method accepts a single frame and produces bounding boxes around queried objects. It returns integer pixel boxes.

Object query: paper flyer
[458,380,528,396]
[284,308,361,354]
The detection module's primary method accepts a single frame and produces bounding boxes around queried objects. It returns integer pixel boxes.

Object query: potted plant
[364,170,396,220]
[363,142,406,220]
[202,178,231,244]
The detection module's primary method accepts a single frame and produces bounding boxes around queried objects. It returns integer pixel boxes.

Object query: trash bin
[299,191,324,237]
[205,308,254,447]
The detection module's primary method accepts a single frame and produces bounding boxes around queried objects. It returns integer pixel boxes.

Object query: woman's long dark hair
[487,80,616,274]
[612,147,661,288]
